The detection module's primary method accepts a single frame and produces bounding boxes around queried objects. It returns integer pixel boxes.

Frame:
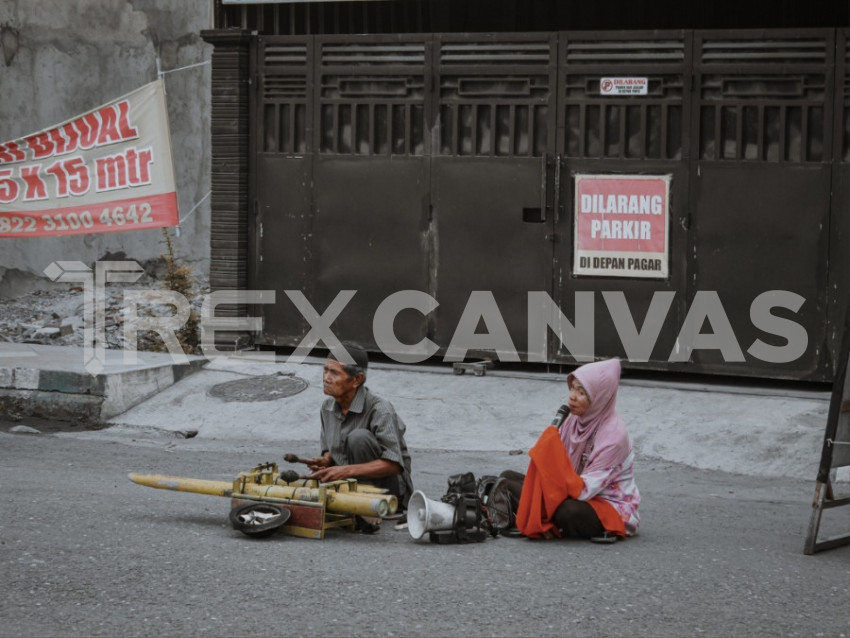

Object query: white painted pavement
[96,354,832,481]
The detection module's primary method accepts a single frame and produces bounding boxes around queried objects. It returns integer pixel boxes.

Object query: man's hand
[308,458,401,484]
[304,455,332,472]
[308,465,353,483]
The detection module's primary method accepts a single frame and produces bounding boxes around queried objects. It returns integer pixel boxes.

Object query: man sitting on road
[305,343,413,532]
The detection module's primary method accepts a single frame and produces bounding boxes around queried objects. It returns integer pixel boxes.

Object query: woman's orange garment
[515,426,625,538]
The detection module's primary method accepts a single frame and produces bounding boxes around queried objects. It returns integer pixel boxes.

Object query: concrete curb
[0,345,207,424]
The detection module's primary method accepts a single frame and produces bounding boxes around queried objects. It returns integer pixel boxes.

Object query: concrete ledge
[0,388,103,423]
[0,366,40,390]
[0,344,207,425]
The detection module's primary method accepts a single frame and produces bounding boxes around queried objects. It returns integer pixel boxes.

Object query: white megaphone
[407,490,457,540]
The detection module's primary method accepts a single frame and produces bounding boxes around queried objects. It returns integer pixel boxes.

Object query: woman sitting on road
[501,357,640,540]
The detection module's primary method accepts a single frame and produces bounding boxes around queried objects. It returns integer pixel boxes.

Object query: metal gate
[249,28,841,380]
[253,36,313,344]
[829,29,850,374]
[552,31,692,367]
[689,29,835,379]
[253,35,433,352]
[430,33,557,358]
[311,36,432,353]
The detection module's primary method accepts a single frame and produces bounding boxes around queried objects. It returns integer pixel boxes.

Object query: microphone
[551,404,570,428]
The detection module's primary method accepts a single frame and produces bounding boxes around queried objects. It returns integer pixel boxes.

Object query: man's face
[323,359,360,399]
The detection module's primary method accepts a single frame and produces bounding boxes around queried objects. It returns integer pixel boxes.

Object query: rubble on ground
[0,279,208,352]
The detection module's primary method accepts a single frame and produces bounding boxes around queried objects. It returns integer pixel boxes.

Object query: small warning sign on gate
[600,77,648,96]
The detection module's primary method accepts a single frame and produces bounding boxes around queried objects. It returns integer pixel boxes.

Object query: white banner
[0,80,178,237]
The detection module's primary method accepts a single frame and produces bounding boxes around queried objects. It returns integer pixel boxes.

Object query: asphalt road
[1,426,848,638]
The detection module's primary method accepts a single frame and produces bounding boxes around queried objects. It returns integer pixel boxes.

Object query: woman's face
[568,378,591,417]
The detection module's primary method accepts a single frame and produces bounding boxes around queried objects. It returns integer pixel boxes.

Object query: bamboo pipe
[128,473,396,518]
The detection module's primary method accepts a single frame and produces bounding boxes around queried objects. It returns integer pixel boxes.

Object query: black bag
[441,472,513,535]
[476,475,514,533]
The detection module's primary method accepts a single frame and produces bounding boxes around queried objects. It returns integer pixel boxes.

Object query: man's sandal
[355,516,381,534]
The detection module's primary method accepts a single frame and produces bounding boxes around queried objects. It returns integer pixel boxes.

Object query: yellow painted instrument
[128,462,397,539]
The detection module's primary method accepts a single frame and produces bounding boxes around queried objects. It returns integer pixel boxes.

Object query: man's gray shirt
[320,385,413,500]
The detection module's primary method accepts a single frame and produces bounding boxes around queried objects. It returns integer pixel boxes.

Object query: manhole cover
[208,373,308,402]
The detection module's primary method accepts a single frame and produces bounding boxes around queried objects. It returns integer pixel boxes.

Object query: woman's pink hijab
[558,358,631,473]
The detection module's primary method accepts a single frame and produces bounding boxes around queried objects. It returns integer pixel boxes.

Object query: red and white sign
[573,174,670,279]
[600,77,648,96]
[0,80,178,237]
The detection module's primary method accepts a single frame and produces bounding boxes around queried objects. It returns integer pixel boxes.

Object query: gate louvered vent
[318,40,426,155]
[438,39,553,157]
[699,37,828,65]
[564,40,685,65]
[561,37,686,160]
[696,35,830,163]
[440,41,551,66]
[264,43,308,67]
[320,42,426,66]
[261,42,309,154]
[263,43,308,100]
